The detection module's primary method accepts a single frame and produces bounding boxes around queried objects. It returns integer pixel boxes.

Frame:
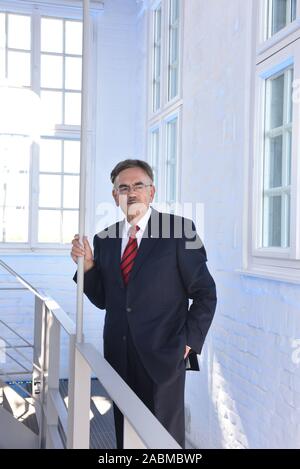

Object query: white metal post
[76,0,91,344]
[33,296,47,448]
[45,313,61,448]
[67,337,91,449]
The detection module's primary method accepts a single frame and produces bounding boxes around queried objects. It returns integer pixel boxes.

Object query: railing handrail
[0,258,180,449]
[0,319,33,348]
[0,259,47,302]
[76,342,181,449]
[0,259,75,337]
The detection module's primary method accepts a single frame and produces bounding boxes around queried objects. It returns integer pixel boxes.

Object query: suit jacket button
[126,307,132,312]
[122,335,126,341]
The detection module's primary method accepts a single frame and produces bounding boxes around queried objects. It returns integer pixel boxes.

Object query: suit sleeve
[177,219,217,354]
[73,234,106,310]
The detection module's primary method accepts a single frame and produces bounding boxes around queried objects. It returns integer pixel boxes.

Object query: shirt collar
[123,206,152,236]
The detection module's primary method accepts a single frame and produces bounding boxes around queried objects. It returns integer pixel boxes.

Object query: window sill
[257,19,300,59]
[236,267,300,285]
[0,247,71,256]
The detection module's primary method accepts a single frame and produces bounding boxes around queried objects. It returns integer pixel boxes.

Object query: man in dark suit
[71,159,217,449]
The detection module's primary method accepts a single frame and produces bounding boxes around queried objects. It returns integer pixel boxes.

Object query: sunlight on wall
[211,355,249,449]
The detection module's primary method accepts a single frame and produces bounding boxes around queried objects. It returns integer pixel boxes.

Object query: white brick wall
[182,0,300,450]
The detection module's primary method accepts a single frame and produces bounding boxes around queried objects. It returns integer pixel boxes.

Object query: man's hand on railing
[71,235,95,273]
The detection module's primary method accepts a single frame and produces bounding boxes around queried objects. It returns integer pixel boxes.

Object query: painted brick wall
[181,0,300,449]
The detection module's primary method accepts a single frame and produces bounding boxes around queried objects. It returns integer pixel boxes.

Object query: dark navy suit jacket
[74,208,217,385]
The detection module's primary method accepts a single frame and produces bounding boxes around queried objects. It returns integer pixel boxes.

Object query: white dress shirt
[121,206,152,258]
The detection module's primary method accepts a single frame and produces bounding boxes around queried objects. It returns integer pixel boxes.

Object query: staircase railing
[0,259,181,449]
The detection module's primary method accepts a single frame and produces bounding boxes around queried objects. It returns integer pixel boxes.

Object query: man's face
[112,167,156,224]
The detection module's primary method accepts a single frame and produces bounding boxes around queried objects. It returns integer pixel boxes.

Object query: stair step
[1,380,39,435]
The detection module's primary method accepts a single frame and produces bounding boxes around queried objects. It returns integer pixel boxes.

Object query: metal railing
[0,259,181,449]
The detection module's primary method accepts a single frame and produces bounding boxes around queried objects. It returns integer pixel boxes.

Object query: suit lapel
[109,220,124,288]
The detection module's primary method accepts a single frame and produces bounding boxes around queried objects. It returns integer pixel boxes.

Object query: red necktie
[121,225,140,286]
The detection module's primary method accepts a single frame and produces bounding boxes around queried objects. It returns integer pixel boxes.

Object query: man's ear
[112,189,119,207]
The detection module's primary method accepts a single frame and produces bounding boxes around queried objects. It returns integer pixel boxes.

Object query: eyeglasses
[116,182,153,195]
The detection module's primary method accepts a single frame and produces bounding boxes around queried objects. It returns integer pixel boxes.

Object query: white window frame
[257,0,300,56]
[149,124,161,201]
[147,108,182,207]
[164,112,180,206]
[244,0,300,283]
[0,0,100,253]
[147,0,183,209]
[148,0,183,119]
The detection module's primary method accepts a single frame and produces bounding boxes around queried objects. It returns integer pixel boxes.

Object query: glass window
[40,17,82,129]
[8,14,31,50]
[262,67,293,248]
[268,0,297,37]
[41,17,63,53]
[41,54,63,89]
[7,50,31,86]
[65,56,82,90]
[0,136,30,243]
[0,10,84,247]
[166,117,178,204]
[168,0,180,101]
[153,5,162,112]
[65,20,82,55]
[150,128,160,199]
[38,138,80,243]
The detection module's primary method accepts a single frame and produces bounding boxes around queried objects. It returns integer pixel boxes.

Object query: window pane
[271,0,288,35]
[153,82,160,112]
[64,92,81,125]
[64,140,80,173]
[150,130,159,200]
[170,25,179,63]
[0,50,5,81]
[0,13,5,48]
[8,14,31,50]
[65,21,82,55]
[63,175,79,208]
[7,51,31,86]
[166,118,178,203]
[268,135,283,188]
[0,136,30,243]
[263,195,282,247]
[269,0,296,36]
[62,210,78,243]
[170,0,179,23]
[287,131,292,185]
[153,6,161,112]
[39,175,61,208]
[0,207,28,242]
[169,67,178,101]
[41,18,63,53]
[38,210,61,242]
[40,90,63,127]
[168,0,179,101]
[40,139,62,172]
[65,56,82,90]
[269,74,284,129]
[41,54,63,89]
[291,0,297,20]
[0,14,5,80]
[285,193,291,247]
[288,68,293,123]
